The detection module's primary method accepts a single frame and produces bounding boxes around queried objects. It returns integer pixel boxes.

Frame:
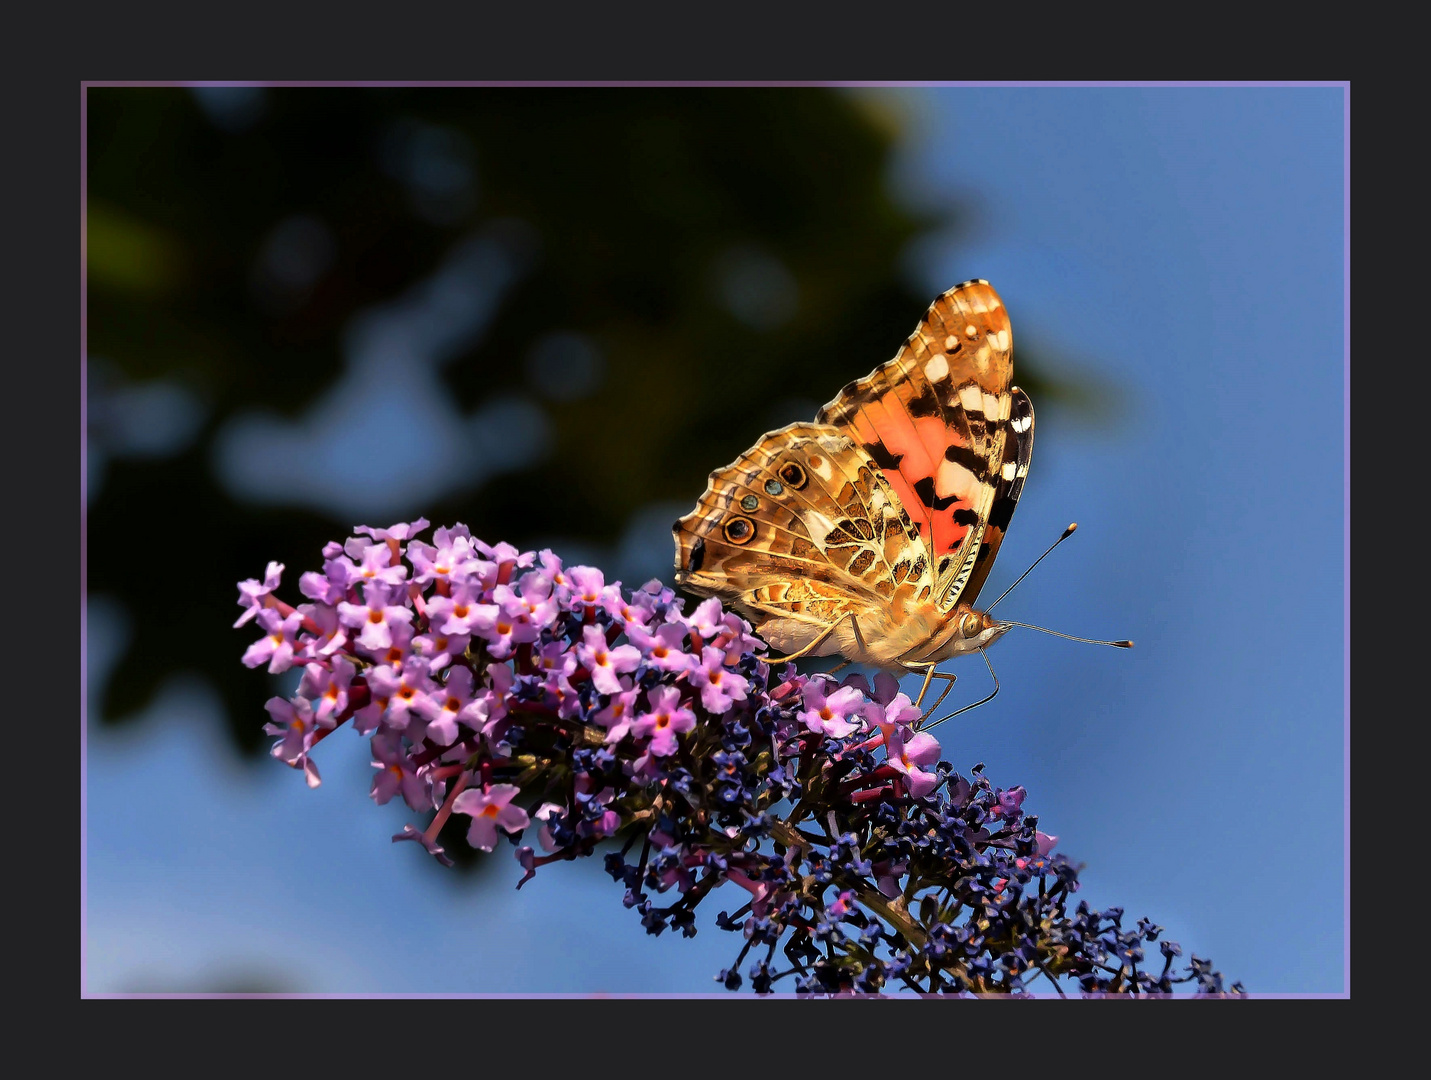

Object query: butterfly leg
[923,648,1000,730]
[903,661,959,720]
[903,661,951,710]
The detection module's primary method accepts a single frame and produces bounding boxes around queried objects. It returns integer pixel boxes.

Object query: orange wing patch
[817,279,1016,608]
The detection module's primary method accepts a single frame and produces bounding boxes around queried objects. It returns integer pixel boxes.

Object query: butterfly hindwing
[815,279,1018,611]
[673,423,936,657]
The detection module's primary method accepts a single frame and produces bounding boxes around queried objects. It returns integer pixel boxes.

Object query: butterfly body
[674,280,1031,675]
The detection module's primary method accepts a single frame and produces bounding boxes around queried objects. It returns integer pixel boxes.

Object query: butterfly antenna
[1004,622,1133,648]
[985,523,1079,614]
[923,648,1000,730]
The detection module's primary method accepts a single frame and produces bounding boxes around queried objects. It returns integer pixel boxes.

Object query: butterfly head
[955,608,1012,652]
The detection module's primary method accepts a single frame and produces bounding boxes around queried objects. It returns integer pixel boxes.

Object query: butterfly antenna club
[1003,622,1133,648]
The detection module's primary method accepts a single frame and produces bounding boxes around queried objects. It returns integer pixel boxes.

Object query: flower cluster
[238,521,1243,996]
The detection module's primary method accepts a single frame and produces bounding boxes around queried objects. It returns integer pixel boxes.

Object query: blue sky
[85,85,1347,994]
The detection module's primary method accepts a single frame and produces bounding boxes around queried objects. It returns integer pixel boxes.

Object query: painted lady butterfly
[673,279,1038,712]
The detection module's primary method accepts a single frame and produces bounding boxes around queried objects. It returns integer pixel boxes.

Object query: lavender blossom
[236,523,1244,997]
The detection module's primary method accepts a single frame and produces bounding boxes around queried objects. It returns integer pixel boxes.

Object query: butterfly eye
[779,462,808,490]
[724,516,756,545]
[961,612,983,637]
[740,494,759,512]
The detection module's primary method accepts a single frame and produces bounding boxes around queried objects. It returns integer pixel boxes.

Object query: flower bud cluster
[238,521,1242,996]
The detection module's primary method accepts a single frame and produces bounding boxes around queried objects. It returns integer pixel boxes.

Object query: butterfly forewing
[815,279,1018,612]
[959,386,1033,607]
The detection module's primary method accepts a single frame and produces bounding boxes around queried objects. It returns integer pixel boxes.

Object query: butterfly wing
[673,423,937,663]
[959,387,1033,607]
[815,279,1025,612]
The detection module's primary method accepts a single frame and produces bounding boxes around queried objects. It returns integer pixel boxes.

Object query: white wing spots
[994,328,1010,352]
[944,335,960,350]
[808,454,836,485]
[936,457,982,501]
[982,391,1010,421]
[1011,411,1032,433]
[958,384,983,413]
[964,324,978,339]
[1001,461,1017,481]
[923,354,950,382]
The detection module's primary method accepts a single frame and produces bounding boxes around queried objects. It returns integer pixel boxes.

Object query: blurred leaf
[87,201,185,295]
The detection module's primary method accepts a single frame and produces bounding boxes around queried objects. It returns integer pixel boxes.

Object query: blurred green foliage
[86,87,1067,755]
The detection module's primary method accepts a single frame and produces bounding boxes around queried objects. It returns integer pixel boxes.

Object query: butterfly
[672,279,1034,711]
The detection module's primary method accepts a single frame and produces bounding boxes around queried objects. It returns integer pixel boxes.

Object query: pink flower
[797,680,865,739]
[349,540,410,588]
[535,549,570,597]
[293,601,349,662]
[452,784,531,852]
[686,597,725,638]
[577,625,641,695]
[234,561,284,627]
[369,731,431,811]
[407,529,484,588]
[687,646,749,714]
[626,621,695,673]
[602,588,652,629]
[631,685,697,756]
[568,566,606,611]
[242,607,305,674]
[883,722,942,798]
[354,518,430,544]
[299,556,354,605]
[493,571,560,630]
[716,611,763,664]
[413,665,482,746]
[594,679,641,744]
[411,627,471,675]
[425,580,493,637]
[337,583,415,655]
[374,664,437,738]
[862,690,922,732]
[263,696,321,788]
[351,665,397,736]
[297,656,356,726]
[468,600,539,659]
[534,641,576,680]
